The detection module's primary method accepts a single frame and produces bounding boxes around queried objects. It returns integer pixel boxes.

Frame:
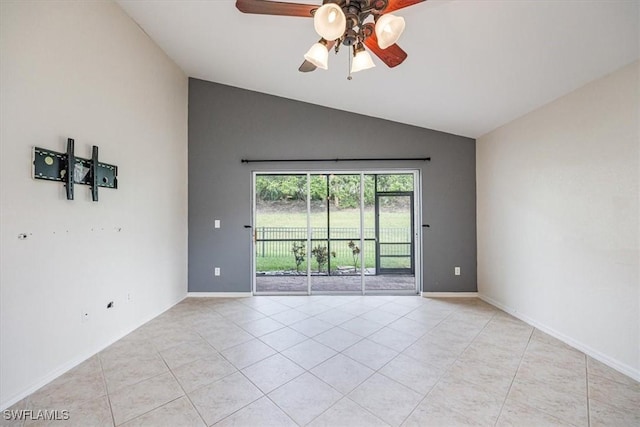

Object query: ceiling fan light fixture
[304,41,329,70]
[375,14,406,49]
[313,3,346,41]
[351,45,375,73]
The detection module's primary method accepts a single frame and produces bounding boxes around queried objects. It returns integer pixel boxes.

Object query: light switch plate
[214,219,221,229]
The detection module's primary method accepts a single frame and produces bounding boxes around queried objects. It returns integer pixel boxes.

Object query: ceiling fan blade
[382,0,426,14]
[298,39,337,73]
[363,33,407,68]
[299,60,317,72]
[236,0,318,17]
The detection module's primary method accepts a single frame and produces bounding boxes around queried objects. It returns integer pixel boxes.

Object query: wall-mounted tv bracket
[33,138,118,201]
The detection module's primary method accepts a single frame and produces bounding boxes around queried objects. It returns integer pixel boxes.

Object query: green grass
[256,255,375,272]
[256,209,410,228]
[256,251,410,272]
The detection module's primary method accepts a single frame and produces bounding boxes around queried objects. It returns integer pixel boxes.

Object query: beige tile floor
[4,296,639,426]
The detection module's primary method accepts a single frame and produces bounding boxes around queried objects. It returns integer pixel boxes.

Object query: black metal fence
[255,227,411,258]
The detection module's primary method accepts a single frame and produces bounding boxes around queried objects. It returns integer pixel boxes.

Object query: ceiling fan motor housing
[343,28,358,46]
[345,0,389,43]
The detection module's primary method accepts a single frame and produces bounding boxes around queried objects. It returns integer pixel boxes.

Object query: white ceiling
[117,0,639,138]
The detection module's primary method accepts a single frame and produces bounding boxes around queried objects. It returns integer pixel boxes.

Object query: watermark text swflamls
[3,409,69,421]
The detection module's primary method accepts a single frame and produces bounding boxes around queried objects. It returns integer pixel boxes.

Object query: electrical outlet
[214,267,221,276]
[454,267,461,276]
[127,292,133,302]
[214,219,221,229]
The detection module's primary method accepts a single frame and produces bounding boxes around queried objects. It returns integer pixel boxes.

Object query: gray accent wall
[188,78,476,293]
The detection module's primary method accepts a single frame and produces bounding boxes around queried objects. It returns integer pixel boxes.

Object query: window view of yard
[255,174,413,275]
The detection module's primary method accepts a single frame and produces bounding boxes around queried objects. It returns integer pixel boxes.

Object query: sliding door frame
[252,169,422,296]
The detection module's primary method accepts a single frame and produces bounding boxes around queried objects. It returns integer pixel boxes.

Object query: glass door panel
[254,174,308,293]
[376,194,413,274]
[362,174,376,281]
[309,174,329,292]
[312,174,362,293]
[367,173,416,292]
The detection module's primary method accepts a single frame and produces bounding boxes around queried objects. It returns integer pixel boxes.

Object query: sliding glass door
[253,171,419,295]
[311,174,363,293]
[368,174,415,292]
[254,174,308,294]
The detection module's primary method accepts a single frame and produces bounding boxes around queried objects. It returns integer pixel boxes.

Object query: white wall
[0,1,188,408]
[477,61,639,380]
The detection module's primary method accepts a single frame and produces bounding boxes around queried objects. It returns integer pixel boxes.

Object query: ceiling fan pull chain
[347,49,353,81]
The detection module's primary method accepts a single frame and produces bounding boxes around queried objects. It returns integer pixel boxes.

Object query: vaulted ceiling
[117,0,639,138]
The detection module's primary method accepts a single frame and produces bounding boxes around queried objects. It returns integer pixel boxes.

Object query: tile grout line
[492,322,535,427]
[208,369,268,426]
[307,300,487,426]
[246,297,424,426]
[328,301,446,401]
[97,354,117,427]
[111,351,195,426]
[303,394,390,427]
[211,304,345,426]
[394,302,462,425]
[494,327,591,427]
[234,313,340,427]
[170,304,286,425]
[299,364,381,425]
[585,354,591,427]
[398,307,500,426]
[261,394,302,427]
[261,369,334,426]
[157,339,211,427]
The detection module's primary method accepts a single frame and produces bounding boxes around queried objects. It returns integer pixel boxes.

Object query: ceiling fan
[236,0,426,75]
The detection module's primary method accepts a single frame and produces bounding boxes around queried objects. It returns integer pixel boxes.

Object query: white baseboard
[187,292,252,298]
[422,292,478,298]
[2,341,126,411]
[478,294,640,383]
[0,296,183,411]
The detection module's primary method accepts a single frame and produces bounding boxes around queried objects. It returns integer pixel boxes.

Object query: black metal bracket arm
[33,138,118,201]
